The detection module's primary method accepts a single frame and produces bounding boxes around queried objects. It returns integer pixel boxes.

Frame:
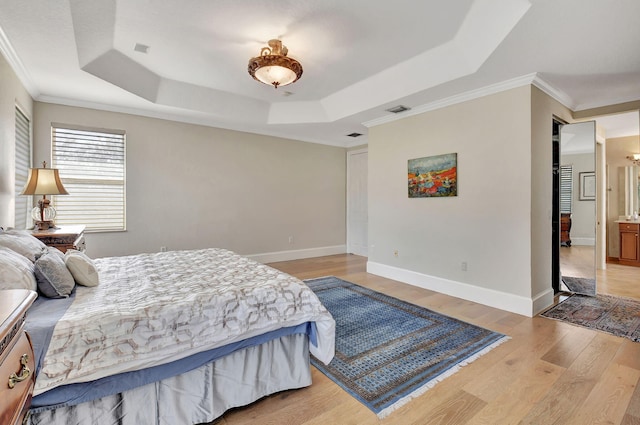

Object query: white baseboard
[570,237,595,246]
[248,245,347,264]
[532,287,555,316]
[367,261,540,317]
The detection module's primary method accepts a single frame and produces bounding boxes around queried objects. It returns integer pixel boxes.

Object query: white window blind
[560,165,572,214]
[52,124,126,232]
[14,107,32,229]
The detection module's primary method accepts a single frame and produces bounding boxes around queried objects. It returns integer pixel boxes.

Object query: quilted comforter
[34,248,335,396]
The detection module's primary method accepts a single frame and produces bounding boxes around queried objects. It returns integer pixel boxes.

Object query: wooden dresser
[560,213,572,246]
[30,225,86,253]
[0,289,37,425]
[619,221,640,266]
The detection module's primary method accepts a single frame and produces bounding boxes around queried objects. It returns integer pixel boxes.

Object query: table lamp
[20,161,69,230]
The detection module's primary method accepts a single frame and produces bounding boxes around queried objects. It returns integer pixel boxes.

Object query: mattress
[32,248,335,403]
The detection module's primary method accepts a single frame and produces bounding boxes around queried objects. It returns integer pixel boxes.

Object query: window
[560,165,572,214]
[52,124,126,232]
[14,107,32,229]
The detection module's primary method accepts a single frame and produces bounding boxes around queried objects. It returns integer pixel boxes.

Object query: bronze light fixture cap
[248,39,303,89]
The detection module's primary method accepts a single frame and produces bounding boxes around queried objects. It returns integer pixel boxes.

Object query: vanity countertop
[615,219,640,224]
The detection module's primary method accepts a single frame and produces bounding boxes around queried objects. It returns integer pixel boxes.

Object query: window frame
[51,123,127,232]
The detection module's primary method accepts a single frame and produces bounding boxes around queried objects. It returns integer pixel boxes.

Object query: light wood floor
[560,245,640,300]
[212,254,640,425]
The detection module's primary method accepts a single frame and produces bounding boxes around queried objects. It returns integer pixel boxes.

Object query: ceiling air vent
[385,105,411,114]
[134,43,150,54]
[347,132,363,138]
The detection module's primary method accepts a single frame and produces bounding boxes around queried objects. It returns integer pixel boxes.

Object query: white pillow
[0,246,37,291]
[0,229,47,262]
[64,249,99,287]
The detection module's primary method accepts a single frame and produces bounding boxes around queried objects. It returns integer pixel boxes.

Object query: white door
[347,149,368,256]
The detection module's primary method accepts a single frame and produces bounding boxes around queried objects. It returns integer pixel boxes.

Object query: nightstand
[30,225,86,253]
[0,289,37,425]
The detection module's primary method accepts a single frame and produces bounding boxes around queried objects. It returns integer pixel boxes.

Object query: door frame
[346,147,368,256]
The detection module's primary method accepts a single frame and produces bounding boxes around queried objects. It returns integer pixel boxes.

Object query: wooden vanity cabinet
[619,222,640,266]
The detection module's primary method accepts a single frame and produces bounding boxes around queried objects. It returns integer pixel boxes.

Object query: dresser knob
[8,354,31,389]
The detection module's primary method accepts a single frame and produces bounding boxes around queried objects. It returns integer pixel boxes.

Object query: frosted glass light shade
[254,65,297,87]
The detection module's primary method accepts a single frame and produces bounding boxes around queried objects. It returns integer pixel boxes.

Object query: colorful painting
[408,153,457,198]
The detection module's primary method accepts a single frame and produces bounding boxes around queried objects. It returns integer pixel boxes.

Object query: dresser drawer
[0,332,35,425]
[619,223,639,232]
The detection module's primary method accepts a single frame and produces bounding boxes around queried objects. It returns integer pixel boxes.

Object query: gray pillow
[0,229,47,262]
[34,247,75,298]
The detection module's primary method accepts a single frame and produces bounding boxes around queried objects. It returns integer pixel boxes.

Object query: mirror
[559,121,596,294]
[618,166,640,218]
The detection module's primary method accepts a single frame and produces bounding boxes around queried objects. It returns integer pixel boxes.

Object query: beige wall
[0,53,33,228]
[530,86,573,309]
[368,86,540,315]
[561,152,596,245]
[33,102,347,258]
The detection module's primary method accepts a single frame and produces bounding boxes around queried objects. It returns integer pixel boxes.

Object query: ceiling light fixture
[248,39,303,89]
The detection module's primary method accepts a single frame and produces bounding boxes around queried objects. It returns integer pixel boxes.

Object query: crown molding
[530,74,576,110]
[0,25,39,98]
[363,73,578,129]
[36,95,351,148]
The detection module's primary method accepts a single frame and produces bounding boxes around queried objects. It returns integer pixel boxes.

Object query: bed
[0,230,335,425]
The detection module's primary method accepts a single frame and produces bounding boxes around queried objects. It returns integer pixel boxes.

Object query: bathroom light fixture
[21,161,69,230]
[627,153,640,166]
[248,39,303,89]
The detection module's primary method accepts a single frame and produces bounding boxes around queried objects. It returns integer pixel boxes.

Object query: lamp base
[34,221,56,230]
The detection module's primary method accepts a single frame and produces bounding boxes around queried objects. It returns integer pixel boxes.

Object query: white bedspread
[34,248,335,396]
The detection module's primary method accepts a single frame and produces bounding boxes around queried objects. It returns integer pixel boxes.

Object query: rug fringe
[375,335,511,419]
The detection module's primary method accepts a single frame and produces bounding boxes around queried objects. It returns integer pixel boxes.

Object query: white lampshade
[21,167,69,196]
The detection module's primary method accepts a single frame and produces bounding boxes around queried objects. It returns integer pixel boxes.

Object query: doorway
[553,120,597,295]
[347,148,368,256]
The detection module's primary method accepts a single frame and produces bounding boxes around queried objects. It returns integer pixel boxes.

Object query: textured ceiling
[1,0,639,146]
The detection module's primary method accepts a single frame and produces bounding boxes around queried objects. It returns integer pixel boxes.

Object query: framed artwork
[408,153,457,198]
[579,171,595,201]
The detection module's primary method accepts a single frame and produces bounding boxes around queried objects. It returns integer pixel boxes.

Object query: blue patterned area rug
[305,276,509,418]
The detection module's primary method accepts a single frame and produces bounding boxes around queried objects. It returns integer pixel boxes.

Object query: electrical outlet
[160,246,167,252]
[393,249,399,258]
[288,236,294,244]
[461,261,467,271]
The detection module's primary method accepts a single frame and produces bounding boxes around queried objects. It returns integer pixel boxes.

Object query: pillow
[0,229,46,262]
[0,246,37,291]
[65,249,99,287]
[34,247,75,298]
